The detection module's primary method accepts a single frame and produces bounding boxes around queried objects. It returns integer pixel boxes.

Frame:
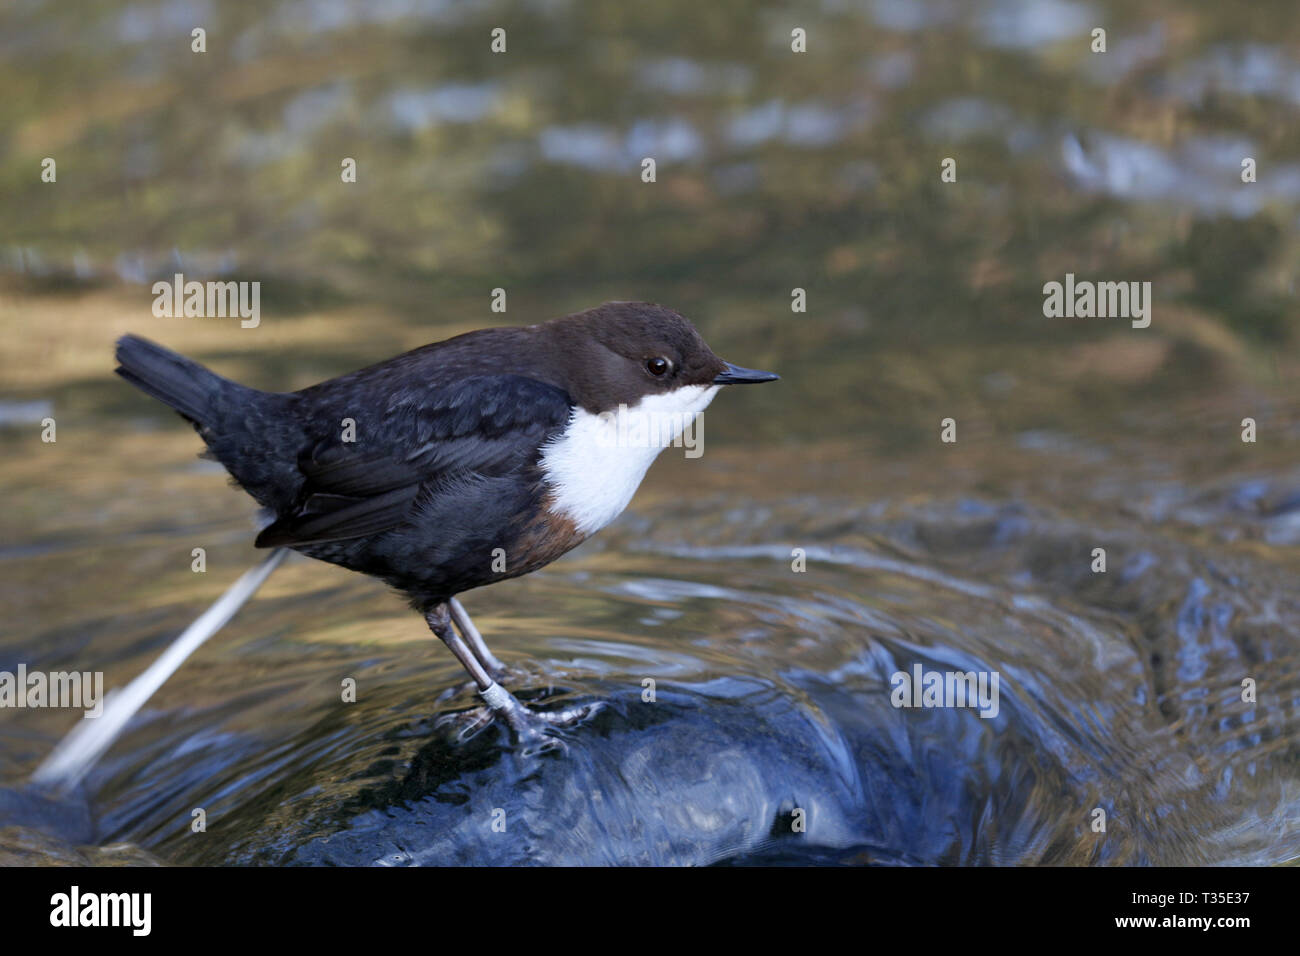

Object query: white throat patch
[540,384,719,535]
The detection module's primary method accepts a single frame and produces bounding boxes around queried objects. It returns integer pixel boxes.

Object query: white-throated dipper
[114,301,778,742]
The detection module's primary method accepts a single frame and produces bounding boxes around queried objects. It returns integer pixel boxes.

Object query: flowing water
[1,0,1299,865]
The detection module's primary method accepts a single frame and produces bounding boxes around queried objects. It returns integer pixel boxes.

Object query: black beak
[713,361,779,385]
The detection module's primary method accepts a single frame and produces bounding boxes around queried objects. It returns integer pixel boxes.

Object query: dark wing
[255,374,572,548]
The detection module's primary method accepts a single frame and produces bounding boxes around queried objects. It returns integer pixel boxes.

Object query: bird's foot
[480,683,603,753]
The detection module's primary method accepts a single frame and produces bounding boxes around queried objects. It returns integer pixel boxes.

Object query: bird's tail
[114,334,233,428]
[114,335,303,511]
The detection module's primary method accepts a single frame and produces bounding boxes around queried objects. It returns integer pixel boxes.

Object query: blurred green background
[1,0,1296,450]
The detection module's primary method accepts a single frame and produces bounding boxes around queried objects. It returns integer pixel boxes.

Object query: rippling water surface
[1,0,1299,865]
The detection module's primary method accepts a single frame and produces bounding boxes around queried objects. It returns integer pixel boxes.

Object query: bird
[113,301,778,743]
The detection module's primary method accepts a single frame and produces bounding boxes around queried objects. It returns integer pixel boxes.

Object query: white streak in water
[31,548,287,793]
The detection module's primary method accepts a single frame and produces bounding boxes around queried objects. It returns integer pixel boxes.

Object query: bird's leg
[425,604,595,743]
[448,596,506,681]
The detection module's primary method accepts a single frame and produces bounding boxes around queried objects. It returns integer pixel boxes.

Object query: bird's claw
[481,684,603,754]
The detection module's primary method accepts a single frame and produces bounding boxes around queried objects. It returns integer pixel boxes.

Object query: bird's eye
[646,356,672,376]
